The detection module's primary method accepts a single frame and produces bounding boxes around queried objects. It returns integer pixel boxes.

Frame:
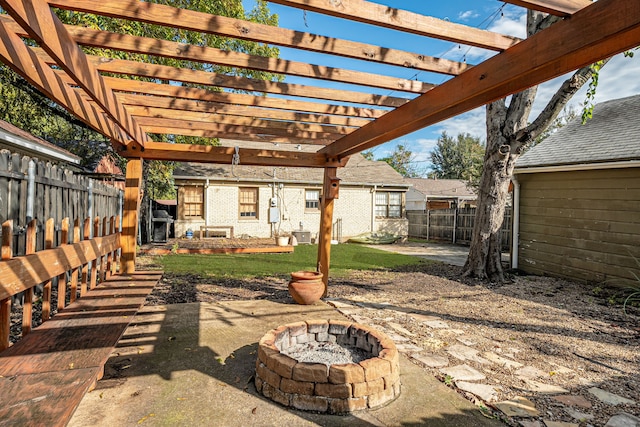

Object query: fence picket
[42,218,54,321]
[22,219,37,337]
[57,218,69,311]
[0,220,12,350]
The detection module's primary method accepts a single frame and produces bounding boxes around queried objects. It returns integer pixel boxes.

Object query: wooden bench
[199,225,234,238]
[0,217,162,427]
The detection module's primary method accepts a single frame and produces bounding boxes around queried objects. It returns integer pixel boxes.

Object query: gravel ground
[140,257,640,426]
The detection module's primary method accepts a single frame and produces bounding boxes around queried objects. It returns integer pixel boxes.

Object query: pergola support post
[317,167,340,297]
[121,158,143,274]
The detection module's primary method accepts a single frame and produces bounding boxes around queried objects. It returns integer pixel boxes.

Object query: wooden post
[22,219,37,337]
[42,218,54,321]
[81,217,91,296]
[105,216,115,279]
[122,158,142,274]
[99,216,108,283]
[114,215,121,275]
[69,218,80,303]
[316,167,339,297]
[57,218,69,311]
[1,220,13,350]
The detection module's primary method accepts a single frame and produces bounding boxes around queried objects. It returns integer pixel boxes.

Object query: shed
[513,94,640,285]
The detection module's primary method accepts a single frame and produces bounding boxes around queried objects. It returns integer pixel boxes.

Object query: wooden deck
[0,271,162,427]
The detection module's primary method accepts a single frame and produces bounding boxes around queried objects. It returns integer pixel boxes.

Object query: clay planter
[288,271,324,304]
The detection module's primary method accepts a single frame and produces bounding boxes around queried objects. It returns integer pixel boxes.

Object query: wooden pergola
[0,0,638,288]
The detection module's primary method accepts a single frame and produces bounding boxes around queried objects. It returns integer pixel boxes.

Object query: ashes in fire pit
[255,319,401,414]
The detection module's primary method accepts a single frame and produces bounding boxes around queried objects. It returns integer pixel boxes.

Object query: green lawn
[158,243,427,278]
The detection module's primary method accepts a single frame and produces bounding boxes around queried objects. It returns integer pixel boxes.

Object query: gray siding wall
[517,167,640,286]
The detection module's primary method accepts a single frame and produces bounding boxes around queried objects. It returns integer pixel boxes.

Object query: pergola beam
[47,0,470,76]
[503,0,592,16]
[322,0,639,158]
[0,20,127,150]
[268,0,520,51]
[0,0,148,149]
[134,142,345,168]
[119,94,373,127]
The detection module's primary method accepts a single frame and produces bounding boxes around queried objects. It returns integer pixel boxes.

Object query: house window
[239,187,258,219]
[375,191,402,218]
[181,186,203,219]
[305,189,320,210]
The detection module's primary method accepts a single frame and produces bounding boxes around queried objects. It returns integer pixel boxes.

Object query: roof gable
[516,94,640,169]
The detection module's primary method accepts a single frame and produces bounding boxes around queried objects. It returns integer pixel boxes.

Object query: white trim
[0,128,80,164]
[511,176,520,270]
[514,160,640,174]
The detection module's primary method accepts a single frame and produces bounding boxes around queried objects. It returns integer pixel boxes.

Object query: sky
[241,0,640,172]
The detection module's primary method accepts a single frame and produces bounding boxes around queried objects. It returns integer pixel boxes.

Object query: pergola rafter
[0,0,636,280]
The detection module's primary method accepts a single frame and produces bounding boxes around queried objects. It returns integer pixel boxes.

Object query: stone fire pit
[255,319,401,414]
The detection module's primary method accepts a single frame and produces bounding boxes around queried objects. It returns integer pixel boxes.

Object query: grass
[157,243,427,278]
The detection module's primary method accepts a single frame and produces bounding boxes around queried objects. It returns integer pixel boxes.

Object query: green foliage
[158,244,426,278]
[429,132,485,187]
[377,144,425,178]
[361,150,375,161]
[581,60,606,124]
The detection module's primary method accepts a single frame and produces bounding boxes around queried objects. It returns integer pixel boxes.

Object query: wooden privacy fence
[0,215,120,350]
[407,207,512,250]
[0,150,123,255]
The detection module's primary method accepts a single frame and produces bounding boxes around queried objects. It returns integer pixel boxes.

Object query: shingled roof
[516,94,640,169]
[405,178,476,199]
[174,140,408,187]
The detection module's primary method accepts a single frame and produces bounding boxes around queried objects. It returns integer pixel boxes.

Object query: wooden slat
[69,219,80,303]
[503,0,593,16]
[57,218,69,311]
[42,218,55,321]
[135,141,345,168]
[22,219,37,337]
[100,217,108,283]
[80,218,91,296]
[115,91,388,121]
[120,95,373,127]
[47,0,470,75]
[0,234,122,301]
[0,20,127,147]
[89,218,99,290]
[0,0,148,148]
[269,0,520,51]
[130,108,354,134]
[0,220,12,351]
[65,54,408,108]
[322,0,640,158]
[59,24,432,94]
[105,217,115,280]
[135,116,349,140]
[137,126,338,146]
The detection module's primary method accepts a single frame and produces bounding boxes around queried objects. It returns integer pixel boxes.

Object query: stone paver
[605,413,640,427]
[446,344,491,364]
[424,319,450,329]
[564,408,594,421]
[494,396,540,417]
[455,335,477,346]
[520,421,543,427]
[455,381,501,402]
[440,364,486,381]
[588,387,637,406]
[408,313,441,323]
[543,421,578,427]
[516,365,547,379]
[384,332,409,342]
[482,351,523,369]
[412,353,449,368]
[552,394,592,409]
[395,343,423,353]
[386,322,415,337]
[521,378,569,394]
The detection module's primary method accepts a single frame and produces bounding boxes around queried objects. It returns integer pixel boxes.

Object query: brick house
[172,144,410,241]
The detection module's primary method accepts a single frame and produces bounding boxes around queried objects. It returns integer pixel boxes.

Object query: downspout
[511,176,520,269]
[371,185,377,232]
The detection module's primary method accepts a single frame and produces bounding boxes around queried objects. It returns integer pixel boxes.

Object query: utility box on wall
[269,207,280,223]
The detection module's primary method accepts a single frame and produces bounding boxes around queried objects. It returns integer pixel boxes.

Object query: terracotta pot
[288,271,324,305]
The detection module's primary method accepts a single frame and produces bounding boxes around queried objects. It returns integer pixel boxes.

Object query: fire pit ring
[255,319,401,414]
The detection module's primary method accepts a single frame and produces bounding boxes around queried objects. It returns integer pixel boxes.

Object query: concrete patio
[69,300,500,427]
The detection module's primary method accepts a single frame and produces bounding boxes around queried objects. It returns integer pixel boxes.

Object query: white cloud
[458,10,479,21]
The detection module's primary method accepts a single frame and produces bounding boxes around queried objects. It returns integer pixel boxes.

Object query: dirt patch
[142,258,639,426]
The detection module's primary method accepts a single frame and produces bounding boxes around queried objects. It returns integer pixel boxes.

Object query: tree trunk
[463,10,602,282]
